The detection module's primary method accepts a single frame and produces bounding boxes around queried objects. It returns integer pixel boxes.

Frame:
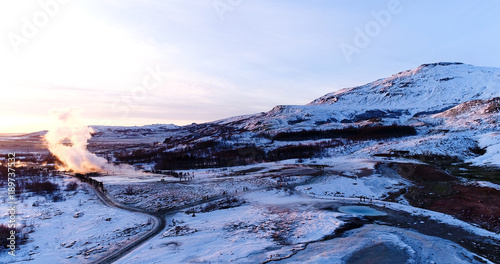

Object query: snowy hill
[226,62,500,132]
[176,62,500,167]
[90,124,180,141]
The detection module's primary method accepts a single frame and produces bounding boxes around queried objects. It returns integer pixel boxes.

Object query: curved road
[87,183,231,264]
[87,185,166,264]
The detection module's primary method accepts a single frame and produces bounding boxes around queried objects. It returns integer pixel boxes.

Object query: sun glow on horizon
[2,1,500,134]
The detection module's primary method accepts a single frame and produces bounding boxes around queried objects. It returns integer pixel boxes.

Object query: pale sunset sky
[1,0,500,133]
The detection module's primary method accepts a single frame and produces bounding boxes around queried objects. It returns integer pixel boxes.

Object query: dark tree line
[273,125,417,141]
[114,147,165,164]
[153,140,339,170]
[154,145,266,170]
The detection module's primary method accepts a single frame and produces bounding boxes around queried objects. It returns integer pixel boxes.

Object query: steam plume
[44,108,108,173]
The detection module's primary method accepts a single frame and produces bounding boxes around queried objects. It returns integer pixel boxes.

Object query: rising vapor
[44,108,108,173]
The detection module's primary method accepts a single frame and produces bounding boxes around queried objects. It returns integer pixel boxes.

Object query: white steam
[44,108,109,173]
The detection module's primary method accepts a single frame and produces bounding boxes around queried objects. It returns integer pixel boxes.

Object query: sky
[1,0,500,133]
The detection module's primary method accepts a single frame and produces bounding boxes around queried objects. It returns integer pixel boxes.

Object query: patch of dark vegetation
[399,152,500,184]
[449,164,500,184]
[484,97,500,113]
[51,192,65,202]
[420,62,463,67]
[378,150,500,233]
[0,165,7,180]
[154,144,266,170]
[314,120,327,126]
[153,139,337,170]
[396,163,455,182]
[64,181,79,192]
[0,166,53,183]
[124,185,136,195]
[0,224,27,253]
[429,185,500,233]
[349,109,408,123]
[384,188,407,202]
[273,125,417,142]
[469,146,487,156]
[392,162,500,233]
[0,156,68,205]
[40,153,61,165]
[0,153,61,172]
[266,144,323,161]
[115,147,166,164]
[24,180,60,195]
[413,105,456,117]
[396,162,458,207]
[162,225,197,237]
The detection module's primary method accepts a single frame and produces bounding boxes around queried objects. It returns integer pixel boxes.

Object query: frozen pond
[338,205,387,216]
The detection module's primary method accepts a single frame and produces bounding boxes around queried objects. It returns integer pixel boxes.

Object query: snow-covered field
[296,174,408,200]
[96,158,497,263]
[118,194,344,264]
[113,182,496,264]
[0,176,152,263]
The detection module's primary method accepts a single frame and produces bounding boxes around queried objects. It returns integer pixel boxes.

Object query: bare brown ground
[395,163,500,233]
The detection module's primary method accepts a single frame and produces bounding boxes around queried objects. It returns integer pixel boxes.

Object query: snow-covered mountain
[220,62,500,132]
[19,62,500,166]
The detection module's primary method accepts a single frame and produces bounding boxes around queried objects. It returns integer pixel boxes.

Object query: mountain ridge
[216,62,500,132]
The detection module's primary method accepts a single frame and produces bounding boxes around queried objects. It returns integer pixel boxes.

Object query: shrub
[0,224,23,252]
[124,186,135,195]
[65,182,79,192]
[469,146,487,156]
[51,192,65,202]
[25,180,60,195]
